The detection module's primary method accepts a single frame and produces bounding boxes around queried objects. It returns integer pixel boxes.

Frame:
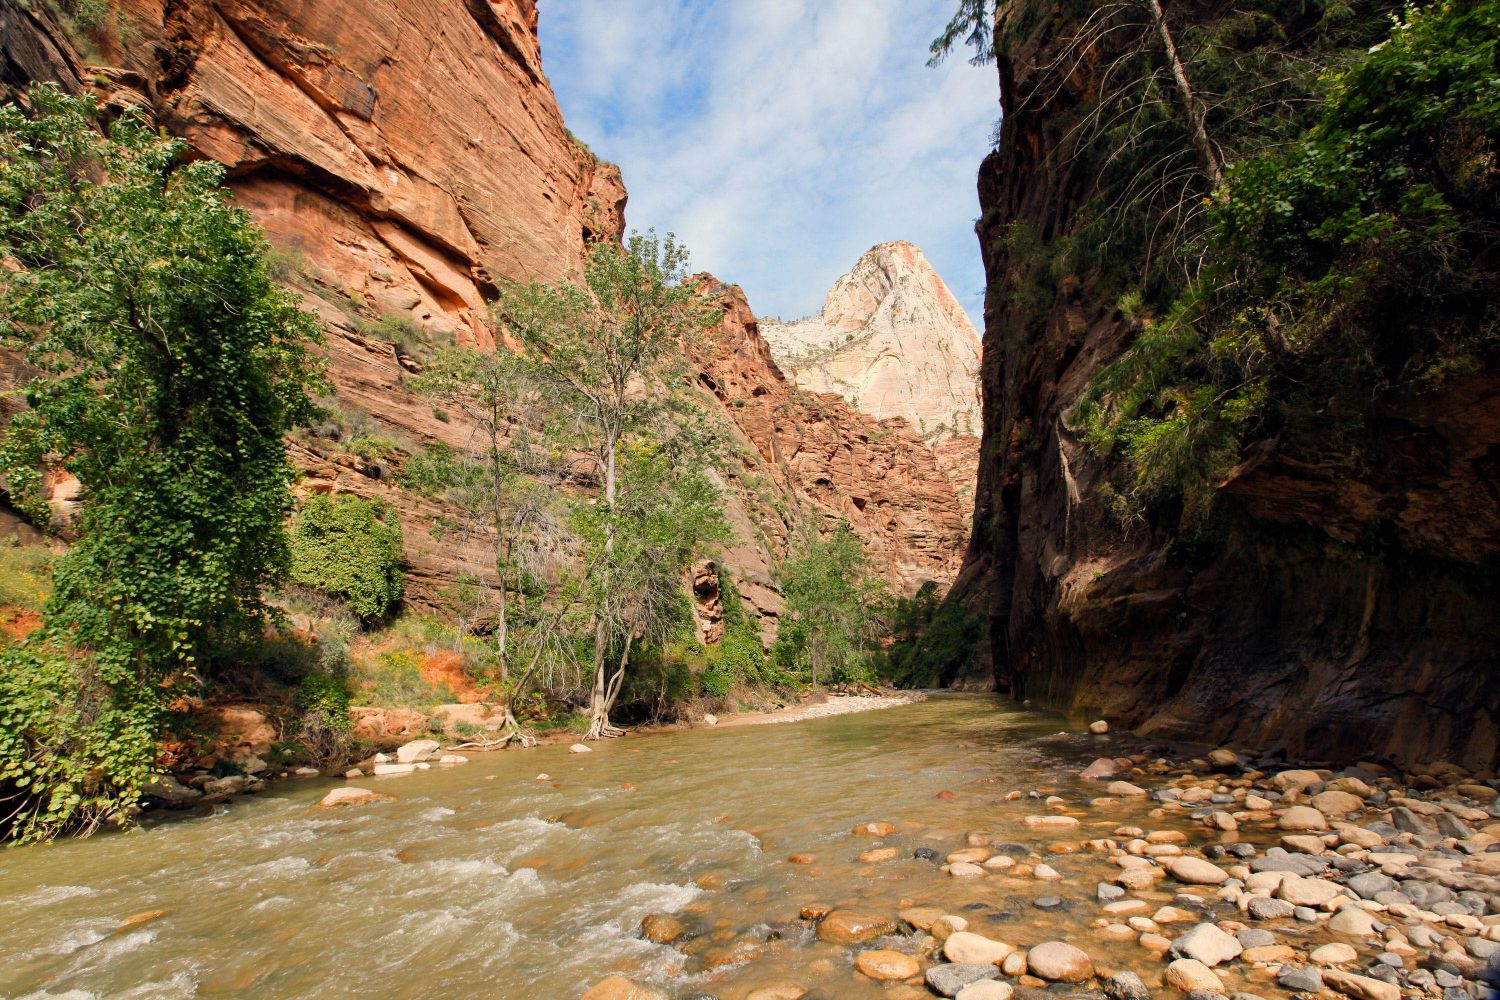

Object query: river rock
[861,847,900,863]
[1277,966,1323,993]
[203,776,247,797]
[854,821,896,836]
[1082,758,1119,780]
[1165,959,1223,993]
[1278,875,1345,906]
[1312,790,1365,816]
[1167,857,1230,885]
[856,949,920,980]
[1207,811,1238,832]
[1025,941,1093,982]
[932,914,969,941]
[581,975,669,1000]
[927,964,1001,997]
[641,913,685,943]
[744,987,806,1000]
[949,861,986,877]
[1273,770,1324,793]
[1248,897,1295,921]
[1279,806,1330,831]
[900,906,945,930]
[1108,780,1149,797]
[1437,813,1474,839]
[1172,923,1243,966]
[1327,906,1379,936]
[394,738,440,763]
[818,910,897,944]
[372,762,416,776]
[1311,943,1358,964]
[142,775,202,804]
[1208,749,1239,769]
[1024,815,1080,828]
[702,713,717,726]
[1090,720,1109,734]
[569,743,592,753]
[956,983,1013,1000]
[1345,872,1396,898]
[317,787,395,808]
[944,931,1011,964]
[1104,971,1151,1000]
[1321,969,1400,1000]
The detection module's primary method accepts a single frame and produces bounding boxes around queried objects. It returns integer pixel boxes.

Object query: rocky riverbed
[583,725,1500,1000]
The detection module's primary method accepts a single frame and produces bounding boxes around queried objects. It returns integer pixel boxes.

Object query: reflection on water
[0,695,1155,999]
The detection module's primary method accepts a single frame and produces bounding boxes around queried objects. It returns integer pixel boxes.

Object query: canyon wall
[1,0,971,636]
[955,2,1500,767]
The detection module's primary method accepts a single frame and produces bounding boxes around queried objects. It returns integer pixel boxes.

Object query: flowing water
[0,695,1229,1000]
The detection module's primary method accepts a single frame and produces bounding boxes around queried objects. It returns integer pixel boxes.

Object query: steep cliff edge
[1,1,971,633]
[956,1,1500,768]
[761,241,981,441]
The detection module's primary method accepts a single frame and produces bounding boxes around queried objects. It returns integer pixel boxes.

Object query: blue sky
[538,0,1000,328]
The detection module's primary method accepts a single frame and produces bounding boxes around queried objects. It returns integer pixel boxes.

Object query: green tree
[771,524,887,687]
[289,493,405,623]
[0,86,326,842]
[407,345,562,744]
[494,231,718,738]
[572,439,729,734]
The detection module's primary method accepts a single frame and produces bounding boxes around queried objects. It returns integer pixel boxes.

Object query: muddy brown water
[0,694,1291,999]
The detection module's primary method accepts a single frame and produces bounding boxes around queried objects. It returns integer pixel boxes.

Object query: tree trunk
[1146,0,1223,190]
[586,431,622,739]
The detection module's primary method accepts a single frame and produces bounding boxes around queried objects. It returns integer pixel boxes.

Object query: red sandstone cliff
[1,0,972,637]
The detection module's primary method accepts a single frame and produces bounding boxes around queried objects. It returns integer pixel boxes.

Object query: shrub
[289,494,405,623]
[296,673,351,732]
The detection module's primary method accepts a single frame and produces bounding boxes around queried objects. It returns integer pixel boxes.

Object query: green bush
[0,542,52,612]
[698,665,733,697]
[289,494,405,623]
[296,673,351,731]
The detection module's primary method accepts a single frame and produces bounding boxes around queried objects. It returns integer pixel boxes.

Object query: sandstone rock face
[762,242,982,440]
[3,5,970,643]
[951,0,1500,769]
[690,279,974,636]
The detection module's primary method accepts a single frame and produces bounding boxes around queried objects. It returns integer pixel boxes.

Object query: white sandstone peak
[760,242,981,439]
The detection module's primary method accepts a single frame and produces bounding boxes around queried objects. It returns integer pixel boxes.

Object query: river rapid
[2,694,1121,998]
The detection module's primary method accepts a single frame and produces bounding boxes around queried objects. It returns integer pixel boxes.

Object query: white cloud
[539,0,998,328]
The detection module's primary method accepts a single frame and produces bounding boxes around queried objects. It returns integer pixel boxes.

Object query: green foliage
[289,494,405,623]
[883,582,983,688]
[929,0,996,65]
[295,673,351,732]
[348,647,457,708]
[770,523,887,687]
[1078,0,1500,526]
[0,86,326,842]
[0,542,52,613]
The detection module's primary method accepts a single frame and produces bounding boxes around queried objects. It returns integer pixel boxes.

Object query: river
[1,695,1193,999]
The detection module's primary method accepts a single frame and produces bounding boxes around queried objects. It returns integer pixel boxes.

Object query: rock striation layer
[952,1,1500,768]
[761,241,982,441]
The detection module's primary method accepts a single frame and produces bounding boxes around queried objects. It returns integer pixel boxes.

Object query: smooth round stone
[856,949,920,981]
[1034,897,1064,910]
[1104,971,1150,1000]
[580,977,670,1000]
[1280,806,1331,831]
[1165,959,1223,993]
[944,931,1011,965]
[1236,929,1276,949]
[1025,941,1094,983]
[1277,965,1323,992]
[1312,943,1358,964]
[1167,856,1230,885]
[1248,897,1295,920]
[1327,906,1379,936]
[949,861,986,878]
[956,983,1013,1000]
[1098,883,1125,901]
[640,913,686,943]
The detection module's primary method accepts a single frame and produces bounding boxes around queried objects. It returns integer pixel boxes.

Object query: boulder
[1278,806,1330,831]
[1025,941,1093,982]
[1321,969,1400,1000]
[640,913,685,943]
[1311,943,1358,964]
[1167,857,1230,885]
[394,738,442,763]
[927,964,1000,998]
[956,983,1014,1000]
[1277,875,1346,907]
[1082,758,1119,780]
[580,977,670,1000]
[1172,923,1243,967]
[372,762,416,776]
[944,931,1011,964]
[1312,790,1365,816]
[569,743,593,754]
[317,787,395,808]
[817,910,897,944]
[141,775,202,805]
[855,950,920,981]
[1090,720,1109,734]
[1165,959,1223,993]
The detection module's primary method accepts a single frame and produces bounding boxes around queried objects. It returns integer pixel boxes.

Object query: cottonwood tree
[494,231,718,738]
[0,87,325,841]
[406,346,564,745]
[771,523,887,688]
